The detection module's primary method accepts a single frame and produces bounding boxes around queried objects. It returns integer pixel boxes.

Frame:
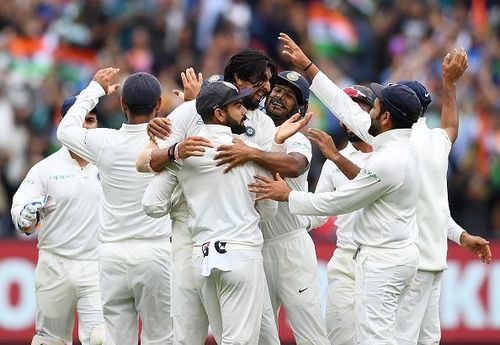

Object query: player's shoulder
[285,131,309,145]
[168,100,197,121]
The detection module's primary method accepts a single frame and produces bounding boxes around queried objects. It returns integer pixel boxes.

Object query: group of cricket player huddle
[11,33,492,345]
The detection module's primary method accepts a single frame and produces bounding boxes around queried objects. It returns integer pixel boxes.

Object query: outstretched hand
[275,111,313,144]
[248,173,291,201]
[442,48,468,85]
[278,33,312,70]
[173,67,203,101]
[461,232,492,264]
[307,128,339,161]
[92,67,121,95]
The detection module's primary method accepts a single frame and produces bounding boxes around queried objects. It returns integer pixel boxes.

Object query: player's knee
[89,324,105,345]
[31,334,66,345]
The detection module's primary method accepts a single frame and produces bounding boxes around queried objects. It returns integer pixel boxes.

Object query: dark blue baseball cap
[398,80,432,113]
[271,70,310,107]
[121,72,162,112]
[196,81,252,119]
[61,96,97,117]
[370,83,422,125]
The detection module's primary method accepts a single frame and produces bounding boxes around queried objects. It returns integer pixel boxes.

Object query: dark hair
[123,101,158,117]
[199,104,229,124]
[223,49,277,85]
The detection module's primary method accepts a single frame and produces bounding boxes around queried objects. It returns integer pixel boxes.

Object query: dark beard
[227,116,246,135]
[242,95,260,111]
[368,118,381,136]
[348,134,362,143]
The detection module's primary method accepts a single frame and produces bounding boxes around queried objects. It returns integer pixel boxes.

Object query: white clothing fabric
[259,132,312,239]
[289,129,420,250]
[326,247,357,345]
[447,215,466,245]
[314,143,371,251]
[354,245,419,345]
[11,147,101,259]
[99,239,172,345]
[34,250,103,345]
[263,230,329,345]
[57,81,171,243]
[395,271,442,345]
[192,249,266,345]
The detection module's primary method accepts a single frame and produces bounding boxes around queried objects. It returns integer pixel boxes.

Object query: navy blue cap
[202,74,224,87]
[370,83,422,124]
[196,81,252,119]
[61,96,96,117]
[271,71,310,107]
[398,80,431,113]
[121,72,162,112]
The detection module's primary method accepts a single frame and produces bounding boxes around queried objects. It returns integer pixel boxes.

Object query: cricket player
[142,81,279,344]
[394,56,492,344]
[213,70,329,344]
[57,68,172,345]
[250,33,425,345]
[136,49,282,345]
[11,98,104,345]
[311,85,375,345]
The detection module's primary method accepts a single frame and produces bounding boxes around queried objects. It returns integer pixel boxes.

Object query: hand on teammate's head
[92,67,121,95]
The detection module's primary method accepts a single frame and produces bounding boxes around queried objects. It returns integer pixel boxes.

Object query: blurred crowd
[0,0,499,241]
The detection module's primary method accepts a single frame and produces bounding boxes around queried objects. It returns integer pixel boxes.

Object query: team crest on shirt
[245,126,256,137]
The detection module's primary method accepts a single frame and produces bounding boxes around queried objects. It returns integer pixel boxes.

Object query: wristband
[304,61,313,71]
[168,144,176,162]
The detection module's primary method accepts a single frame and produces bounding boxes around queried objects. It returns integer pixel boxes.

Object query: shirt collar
[372,128,412,150]
[120,123,148,132]
[413,117,427,127]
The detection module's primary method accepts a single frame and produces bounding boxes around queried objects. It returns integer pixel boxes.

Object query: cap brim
[369,83,384,102]
[222,87,253,106]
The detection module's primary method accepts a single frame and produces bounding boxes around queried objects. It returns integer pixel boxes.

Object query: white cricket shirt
[57,81,171,243]
[11,147,101,260]
[289,129,420,249]
[157,100,276,221]
[314,142,372,250]
[143,124,278,247]
[258,131,312,239]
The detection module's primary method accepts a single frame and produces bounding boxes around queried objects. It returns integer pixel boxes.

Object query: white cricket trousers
[192,248,267,345]
[325,247,357,345]
[354,244,419,345]
[263,230,329,345]
[99,238,172,345]
[394,270,443,345]
[171,220,280,345]
[33,250,104,345]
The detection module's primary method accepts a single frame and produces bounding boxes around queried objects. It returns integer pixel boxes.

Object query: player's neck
[352,141,373,153]
[69,150,89,168]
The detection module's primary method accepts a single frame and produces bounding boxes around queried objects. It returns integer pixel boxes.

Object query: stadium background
[0,0,499,344]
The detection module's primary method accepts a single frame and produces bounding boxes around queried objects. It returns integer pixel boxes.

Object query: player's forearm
[440,81,458,144]
[251,149,305,178]
[447,215,465,245]
[329,154,361,180]
[57,81,105,145]
[149,148,172,172]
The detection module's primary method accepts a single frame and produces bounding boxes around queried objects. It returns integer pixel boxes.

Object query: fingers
[108,83,121,95]
[186,136,214,147]
[274,172,284,181]
[181,71,188,87]
[254,174,274,183]
[197,72,203,83]
[301,111,313,126]
[286,113,300,123]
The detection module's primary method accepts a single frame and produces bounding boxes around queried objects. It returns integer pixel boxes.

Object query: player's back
[97,123,171,243]
[411,117,452,270]
[178,124,270,248]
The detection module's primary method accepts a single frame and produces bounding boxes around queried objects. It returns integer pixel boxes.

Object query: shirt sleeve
[157,101,197,149]
[289,158,391,216]
[56,81,111,165]
[431,128,452,156]
[284,133,312,164]
[447,215,465,245]
[11,164,45,231]
[310,71,374,145]
[142,165,179,218]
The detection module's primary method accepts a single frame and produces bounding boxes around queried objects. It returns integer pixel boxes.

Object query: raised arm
[57,68,121,164]
[440,48,468,144]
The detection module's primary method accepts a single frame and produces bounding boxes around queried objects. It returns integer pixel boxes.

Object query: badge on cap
[208,75,221,83]
[286,71,300,82]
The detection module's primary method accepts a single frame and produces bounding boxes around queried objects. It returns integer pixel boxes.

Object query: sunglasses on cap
[343,87,374,107]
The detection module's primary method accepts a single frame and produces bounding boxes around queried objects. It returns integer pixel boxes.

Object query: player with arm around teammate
[11,99,104,345]
[142,81,278,344]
